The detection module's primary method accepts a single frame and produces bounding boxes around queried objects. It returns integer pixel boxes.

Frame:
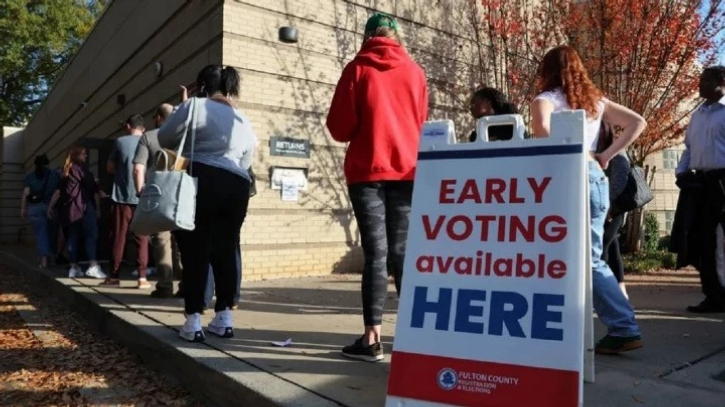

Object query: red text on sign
[422,215,567,243]
[439,177,552,204]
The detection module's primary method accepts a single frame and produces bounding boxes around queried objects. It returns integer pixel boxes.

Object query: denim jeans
[66,203,98,263]
[28,203,52,257]
[589,162,640,337]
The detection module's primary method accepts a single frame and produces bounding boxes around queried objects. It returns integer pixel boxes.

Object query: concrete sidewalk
[0,245,723,407]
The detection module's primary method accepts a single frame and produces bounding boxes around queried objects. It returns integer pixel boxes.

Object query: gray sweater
[158,98,256,181]
[607,152,630,202]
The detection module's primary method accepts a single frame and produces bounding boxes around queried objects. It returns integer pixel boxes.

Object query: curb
[0,250,344,407]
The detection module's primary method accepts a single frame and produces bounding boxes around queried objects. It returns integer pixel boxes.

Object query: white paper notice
[281,177,299,202]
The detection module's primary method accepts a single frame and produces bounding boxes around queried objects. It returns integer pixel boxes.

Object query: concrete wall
[1,127,26,243]
[21,0,224,170]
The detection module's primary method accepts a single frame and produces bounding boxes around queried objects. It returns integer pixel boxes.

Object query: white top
[534,88,607,152]
[158,98,256,181]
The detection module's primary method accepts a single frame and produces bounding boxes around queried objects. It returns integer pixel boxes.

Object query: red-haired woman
[530,45,647,354]
[47,145,105,280]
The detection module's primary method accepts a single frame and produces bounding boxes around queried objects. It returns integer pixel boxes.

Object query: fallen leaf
[632,395,645,404]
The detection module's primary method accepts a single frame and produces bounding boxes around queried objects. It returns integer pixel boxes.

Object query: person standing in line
[598,122,631,299]
[132,104,183,298]
[175,86,243,309]
[159,65,256,342]
[21,154,60,268]
[674,66,725,313]
[47,146,106,279]
[530,45,646,354]
[101,115,150,289]
[468,87,521,142]
[326,13,428,362]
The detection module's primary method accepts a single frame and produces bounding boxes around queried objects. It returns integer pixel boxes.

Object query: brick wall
[222,0,480,279]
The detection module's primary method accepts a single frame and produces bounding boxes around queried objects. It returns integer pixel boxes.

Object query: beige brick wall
[15,0,503,280]
[223,0,480,279]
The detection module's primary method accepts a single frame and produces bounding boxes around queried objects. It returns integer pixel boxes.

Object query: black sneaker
[686,299,725,314]
[342,337,384,362]
[150,289,174,299]
[595,334,643,355]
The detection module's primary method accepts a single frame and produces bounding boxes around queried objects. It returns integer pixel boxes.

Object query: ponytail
[221,66,240,97]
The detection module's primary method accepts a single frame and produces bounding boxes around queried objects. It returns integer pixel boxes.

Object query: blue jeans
[66,204,98,264]
[28,203,52,257]
[589,162,640,337]
[204,245,241,307]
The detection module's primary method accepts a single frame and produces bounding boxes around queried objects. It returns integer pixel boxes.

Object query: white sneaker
[179,313,205,342]
[68,265,83,278]
[85,264,107,279]
[208,308,234,338]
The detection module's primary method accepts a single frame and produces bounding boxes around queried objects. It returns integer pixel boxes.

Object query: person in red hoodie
[327,13,428,362]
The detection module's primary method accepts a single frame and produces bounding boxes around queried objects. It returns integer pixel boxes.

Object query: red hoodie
[326,37,428,185]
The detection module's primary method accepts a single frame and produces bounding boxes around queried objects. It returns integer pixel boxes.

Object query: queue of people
[21,12,722,356]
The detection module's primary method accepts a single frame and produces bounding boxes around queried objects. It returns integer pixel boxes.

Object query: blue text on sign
[410,286,565,341]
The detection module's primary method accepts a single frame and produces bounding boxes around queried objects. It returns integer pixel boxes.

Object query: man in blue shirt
[676,66,725,313]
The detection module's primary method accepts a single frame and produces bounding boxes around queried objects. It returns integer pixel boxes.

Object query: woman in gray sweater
[159,65,256,342]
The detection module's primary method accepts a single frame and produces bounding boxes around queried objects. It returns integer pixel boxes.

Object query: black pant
[693,173,725,305]
[349,181,414,326]
[602,214,625,283]
[175,163,250,314]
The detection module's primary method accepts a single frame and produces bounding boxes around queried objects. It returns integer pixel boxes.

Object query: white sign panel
[386,112,589,407]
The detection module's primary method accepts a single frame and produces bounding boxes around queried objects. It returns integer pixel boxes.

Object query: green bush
[642,211,660,252]
[623,250,677,273]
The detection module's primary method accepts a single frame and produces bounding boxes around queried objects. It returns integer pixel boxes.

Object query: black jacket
[669,171,707,269]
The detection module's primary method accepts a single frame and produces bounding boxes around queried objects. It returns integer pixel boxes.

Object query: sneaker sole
[595,340,643,355]
[179,330,205,342]
[208,326,234,338]
[342,352,385,362]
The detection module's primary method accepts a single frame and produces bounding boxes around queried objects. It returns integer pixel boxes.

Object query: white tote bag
[130,98,199,235]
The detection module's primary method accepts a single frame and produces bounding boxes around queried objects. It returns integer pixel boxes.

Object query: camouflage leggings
[349,181,414,326]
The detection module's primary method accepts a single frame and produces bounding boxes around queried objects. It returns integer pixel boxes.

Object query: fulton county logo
[437,368,458,390]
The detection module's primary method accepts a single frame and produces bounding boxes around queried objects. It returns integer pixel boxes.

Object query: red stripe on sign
[387,351,579,407]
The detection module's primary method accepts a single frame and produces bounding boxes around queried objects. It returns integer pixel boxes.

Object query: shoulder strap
[174,97,198,174]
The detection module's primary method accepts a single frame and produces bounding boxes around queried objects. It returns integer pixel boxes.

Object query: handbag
[609,165,654,217]
[130,98,199,235]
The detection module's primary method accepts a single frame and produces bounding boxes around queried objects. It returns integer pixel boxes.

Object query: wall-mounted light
[153,61,163,78]
[279,27,299,44]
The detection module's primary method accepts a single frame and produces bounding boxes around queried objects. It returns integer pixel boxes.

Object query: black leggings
[175,163,250,315]
[602,214,625,283]
[349,181,414,326]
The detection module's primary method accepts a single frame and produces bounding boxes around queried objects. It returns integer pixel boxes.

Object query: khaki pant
[151,231,182,292]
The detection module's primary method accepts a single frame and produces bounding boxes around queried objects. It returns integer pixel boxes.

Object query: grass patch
[623,250,677,274]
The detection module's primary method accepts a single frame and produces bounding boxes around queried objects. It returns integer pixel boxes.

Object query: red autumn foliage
[469,0,725,165]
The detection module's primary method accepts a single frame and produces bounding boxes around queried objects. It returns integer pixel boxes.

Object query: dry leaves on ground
[0,268,203,407]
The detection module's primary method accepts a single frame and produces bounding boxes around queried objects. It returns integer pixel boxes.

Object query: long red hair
[62,145,85,178]
[536,45,603,119]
